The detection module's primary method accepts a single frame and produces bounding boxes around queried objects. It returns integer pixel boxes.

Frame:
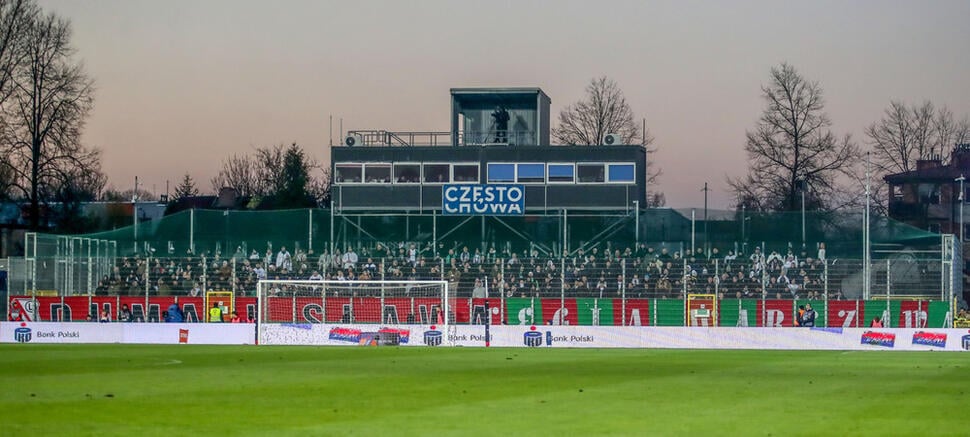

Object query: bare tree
[211,153,258,196]
[212,143,331,206]
[554,76,662,203]
[254,143,286,196]
[53,154,105,200]
[211,143,286,197]
[49,158,106,232]
[2,10,97,229]
[866,101,954,175]
[310,166,332,206]
[0,0,37,201]
[865,101,970,212]
[0,0,35,111]
[0,150,12,199]
[934,106,970,151]
[554,77,642,146]
[729,63,860,212]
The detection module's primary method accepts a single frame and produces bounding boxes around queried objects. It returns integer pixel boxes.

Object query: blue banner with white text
[442,184,525,216]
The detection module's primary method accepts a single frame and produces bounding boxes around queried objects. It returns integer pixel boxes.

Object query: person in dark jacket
[118,304,132,322]
[166,298,184,323]
[801,304,817,327]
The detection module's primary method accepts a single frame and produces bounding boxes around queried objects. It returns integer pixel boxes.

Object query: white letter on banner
[628,309,642,326]
[838,309,856,328]
[473,203,488,213]
[517,307,533,325]
[507,205,522,214]
[444,186,459,202]
[506,186,523,202]
[484,186,495,202]
[493,186,507,201]
[458,204,471,214]
[552,307,569,325]
[902,310,927,328]
[472,186,483,202]
[460,186,472,202]
[765,309,784,327]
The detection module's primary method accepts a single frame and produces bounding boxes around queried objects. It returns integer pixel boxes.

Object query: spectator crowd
[95,240,854,301]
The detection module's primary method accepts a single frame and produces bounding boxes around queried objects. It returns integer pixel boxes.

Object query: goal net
[256,280,452,345]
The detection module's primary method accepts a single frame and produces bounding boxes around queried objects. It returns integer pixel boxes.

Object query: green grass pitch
[0,345,966,436]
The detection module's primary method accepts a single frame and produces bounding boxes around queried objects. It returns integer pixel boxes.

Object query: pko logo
[524,330,543,347]
[962,334,970,351]
[524,326,555,347]
[14,325,32,343]
[424,330,442,346]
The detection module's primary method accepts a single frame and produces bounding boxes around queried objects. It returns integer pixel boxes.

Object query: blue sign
[442,184,524,216]
[423,330,442,346]
[14,327,31,343]
[523,331,542,347]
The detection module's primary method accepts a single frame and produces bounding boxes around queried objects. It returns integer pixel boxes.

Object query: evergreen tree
[174,173,199,199]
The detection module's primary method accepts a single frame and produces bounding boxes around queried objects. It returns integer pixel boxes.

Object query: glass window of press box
[516,163,545,183]
[459,100,538,146]
[393,163,420,183]
[423,164,451,183]
[548,164,575,183]
[335,162,634,185]
[577,164,605,183]
[365,164,391,183]
[452,164,479,183]
[335,164,363,183]
[487,163,515,183]
[607,164,635,183]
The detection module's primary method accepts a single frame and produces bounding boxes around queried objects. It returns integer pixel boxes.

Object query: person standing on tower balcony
[492,107,509,144]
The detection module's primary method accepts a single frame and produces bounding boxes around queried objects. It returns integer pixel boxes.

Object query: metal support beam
[436,216,476,243]
[572,216,633,256]
[492,216,552,254]
[339,215,381,244]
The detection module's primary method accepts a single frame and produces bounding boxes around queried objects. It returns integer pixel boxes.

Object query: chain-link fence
[24,208,943,260]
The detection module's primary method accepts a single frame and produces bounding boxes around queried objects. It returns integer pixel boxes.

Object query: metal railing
[339,130,539,147]
[343,130,451,147]
[459,130,536,146]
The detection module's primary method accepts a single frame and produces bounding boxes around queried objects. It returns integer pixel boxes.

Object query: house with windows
[884,144,970,237]
[885,144,970,302]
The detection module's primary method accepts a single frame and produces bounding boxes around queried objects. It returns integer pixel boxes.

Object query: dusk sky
[38,0,970,209]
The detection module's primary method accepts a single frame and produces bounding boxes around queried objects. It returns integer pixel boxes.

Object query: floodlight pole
[633,200,640,246]
[133,176,139,254]
[691,209,696,256]
[801,184,806,250]
[740,203,748,255]
[702,183,709,256]
[956,175,965,244]
[863,152,871,300]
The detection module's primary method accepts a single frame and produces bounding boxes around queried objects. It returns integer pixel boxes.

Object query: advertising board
[0,322,255,345]
[441,184,524,215]
[259,324,970,351]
